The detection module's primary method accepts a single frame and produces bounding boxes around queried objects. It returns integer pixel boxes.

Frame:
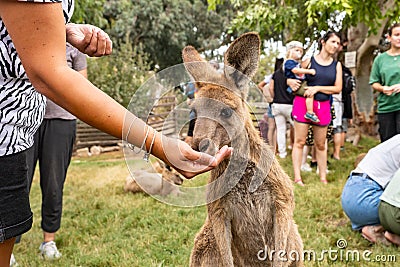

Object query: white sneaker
[39,241,62,260]
[10,253,19,267]
[316,166,330,175]
[300,163,312,172]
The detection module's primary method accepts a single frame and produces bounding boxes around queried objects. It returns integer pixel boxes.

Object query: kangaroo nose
[199,139,211,153]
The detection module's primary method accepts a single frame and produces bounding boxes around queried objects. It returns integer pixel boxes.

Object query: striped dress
[0,0,74,156]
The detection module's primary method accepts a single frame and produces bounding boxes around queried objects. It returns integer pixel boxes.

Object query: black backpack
[342,66,355,95]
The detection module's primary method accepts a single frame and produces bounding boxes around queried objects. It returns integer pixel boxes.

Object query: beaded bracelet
[125,117,141,153]
[137,126,150,154]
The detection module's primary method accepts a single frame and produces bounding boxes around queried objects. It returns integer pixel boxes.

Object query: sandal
[294,179,305,186]
[320,179,328,184]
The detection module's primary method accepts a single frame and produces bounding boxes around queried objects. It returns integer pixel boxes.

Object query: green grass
[13,137,399,266]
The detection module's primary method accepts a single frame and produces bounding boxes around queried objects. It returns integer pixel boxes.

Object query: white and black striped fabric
[0,0,74,156]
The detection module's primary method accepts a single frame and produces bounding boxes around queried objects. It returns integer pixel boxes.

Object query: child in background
[284,41,319,123]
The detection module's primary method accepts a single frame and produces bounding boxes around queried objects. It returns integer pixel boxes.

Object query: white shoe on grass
[316,166,330,175]
[300,163,312,172]
[10,253,19,267]
[39,241,62,260]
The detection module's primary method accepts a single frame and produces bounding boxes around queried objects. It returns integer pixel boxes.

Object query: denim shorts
[267,105,274,118]
[341,173,383,230]
[0,150,33,242]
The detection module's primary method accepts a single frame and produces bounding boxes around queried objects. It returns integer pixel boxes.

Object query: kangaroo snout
[198,138,216,155]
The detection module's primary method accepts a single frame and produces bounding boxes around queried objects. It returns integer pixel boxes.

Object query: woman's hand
[66,23,112,57]
[287,78,301,92]
[390,84,400,95]
[304,86,318,97]
[160,137,233,179]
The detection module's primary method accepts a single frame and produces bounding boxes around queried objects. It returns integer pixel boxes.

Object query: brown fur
[183,32,303,266]
[124,159,183,196]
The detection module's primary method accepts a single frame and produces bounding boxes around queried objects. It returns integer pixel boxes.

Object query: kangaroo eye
[220,107,233,118]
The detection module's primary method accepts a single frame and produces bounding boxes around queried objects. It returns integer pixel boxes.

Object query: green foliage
[103,0,235,69]
[87,38,153,108]
[71,0,108,28]
[254,47,280,83]
[208,0,400,43]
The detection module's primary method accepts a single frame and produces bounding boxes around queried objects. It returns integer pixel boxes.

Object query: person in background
[270,55,294,159]
[331,90,343,160]
[184,81,197,145]
[290,31,342,186]
[284,41,318,123]
[258,72,276,150]
[369,23,400,142]
[0,1,231,265]
[23,43,86,261]
[341,135,400,245]
[258,113,270,143]
[332,35,355,159]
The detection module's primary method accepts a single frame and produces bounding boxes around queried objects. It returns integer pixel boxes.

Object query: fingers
[206,145,233,167]
[66,24,112,57]
[84,28,112,57]
[172,145,232,179]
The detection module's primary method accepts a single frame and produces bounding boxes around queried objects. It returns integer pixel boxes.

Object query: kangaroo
[124,159,183,196]
[182,32,303,266]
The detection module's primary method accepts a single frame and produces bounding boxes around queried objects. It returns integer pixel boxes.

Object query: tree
[208,0,400,135]
[71,0,107,28]
[71,0,236,106]
[102,0,236,69]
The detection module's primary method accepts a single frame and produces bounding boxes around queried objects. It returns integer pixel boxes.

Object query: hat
[286,41,303,51]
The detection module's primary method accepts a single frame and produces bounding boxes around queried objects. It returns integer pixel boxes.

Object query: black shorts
[0,150,33,242]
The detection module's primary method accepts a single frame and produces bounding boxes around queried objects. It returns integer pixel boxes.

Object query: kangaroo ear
[182,46,220,83]
[224,32,260,87]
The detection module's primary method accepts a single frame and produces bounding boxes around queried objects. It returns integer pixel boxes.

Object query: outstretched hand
[162,137,233,179]
[66,23,112,57]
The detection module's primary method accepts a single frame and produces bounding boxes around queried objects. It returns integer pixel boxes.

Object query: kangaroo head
[182,32,260,156]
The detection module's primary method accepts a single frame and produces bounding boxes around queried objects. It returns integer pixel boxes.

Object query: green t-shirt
[369,52,400,113]
[380,169,400,208]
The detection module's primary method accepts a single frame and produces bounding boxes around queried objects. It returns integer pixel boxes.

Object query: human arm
[66,23,112,57]
[371,82,400,96]
[0,1,231,178]
[292,67,316,76]
[287,79,301,91]
[78,68,88,79]
[257,80,267,91]
[268,78,275,100]
[304,61,343,97]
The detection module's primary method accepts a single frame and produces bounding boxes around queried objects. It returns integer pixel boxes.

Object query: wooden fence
[74,96,177,150]
[74,96,268,150]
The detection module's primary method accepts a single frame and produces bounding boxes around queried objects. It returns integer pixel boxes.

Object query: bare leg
[301,145,310,165]
[384,231,400,246]
[267,117,277,152]
[292,121,309,185]
[0,237,15,267]
[313,125,328,183]
[332,132,341,159]
[340,131,345,147]
[305,97,314,114]
[44,231,56,243]
[289,124,294,149]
